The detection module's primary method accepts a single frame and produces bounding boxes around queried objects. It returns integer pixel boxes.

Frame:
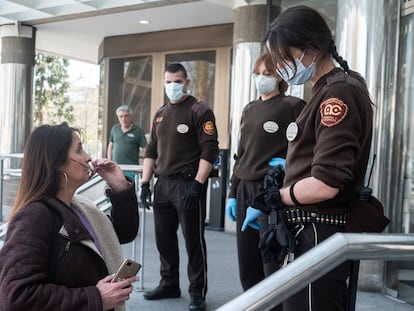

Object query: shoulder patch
[203,121,215,135]
[155,116,163,123]
[320,98,348,127]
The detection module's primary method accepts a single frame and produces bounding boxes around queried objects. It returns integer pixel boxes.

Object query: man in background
[107,105,147,178]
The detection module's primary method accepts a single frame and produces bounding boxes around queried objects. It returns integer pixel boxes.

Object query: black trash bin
[206,149,228,231]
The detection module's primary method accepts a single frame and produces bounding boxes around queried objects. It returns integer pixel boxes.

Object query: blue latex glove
[241,207,263,231]
[268,157,286,169]
[226,198,237,222]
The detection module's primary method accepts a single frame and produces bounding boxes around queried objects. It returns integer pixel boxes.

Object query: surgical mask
[254,75,277,95]
[165,82,185,101]
[278,51,316,85]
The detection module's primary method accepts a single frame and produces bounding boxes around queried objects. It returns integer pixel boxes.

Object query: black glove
[247,184,285,215]
[263,165,285,191]
[182,180,203,210]
[140,182,151,210]
[259,209,297,265]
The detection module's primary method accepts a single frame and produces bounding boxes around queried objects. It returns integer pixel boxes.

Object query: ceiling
[0,0,234,63]
[0,0,336,64]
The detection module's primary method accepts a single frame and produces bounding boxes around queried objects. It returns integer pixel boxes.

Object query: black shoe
[189,295,206,311]
[143,285,181,300]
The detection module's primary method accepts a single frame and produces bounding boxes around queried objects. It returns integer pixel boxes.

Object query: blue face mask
[165,82,185,101]
[278,51,316,85]
[254,74,277,95]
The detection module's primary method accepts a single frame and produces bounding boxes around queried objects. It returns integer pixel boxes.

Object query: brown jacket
[0,184,139,311]
[284,68,373,214]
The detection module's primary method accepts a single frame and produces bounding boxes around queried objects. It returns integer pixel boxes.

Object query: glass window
[165,51,216,109]
[121,56,152,133]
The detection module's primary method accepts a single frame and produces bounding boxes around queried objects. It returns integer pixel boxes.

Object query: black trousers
[283,223,351,311]
[236,181,282,276]
[152,176,208,298]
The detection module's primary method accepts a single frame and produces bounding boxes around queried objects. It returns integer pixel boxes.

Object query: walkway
[122,211,414,311]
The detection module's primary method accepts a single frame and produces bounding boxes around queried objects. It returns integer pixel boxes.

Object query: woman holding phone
[0,122,139,311]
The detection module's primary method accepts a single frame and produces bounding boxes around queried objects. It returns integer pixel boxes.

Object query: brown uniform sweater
[284,68,373,214]
[145,95,219,175]
[228,94,305,197]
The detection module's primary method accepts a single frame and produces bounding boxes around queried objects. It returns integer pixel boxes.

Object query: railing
[0,153,24,223]
[216,233,414,311]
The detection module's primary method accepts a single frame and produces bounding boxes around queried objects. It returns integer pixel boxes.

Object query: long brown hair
[9,122,77,221]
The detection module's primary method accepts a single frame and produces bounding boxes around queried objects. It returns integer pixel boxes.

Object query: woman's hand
[96,275,136,311]
[91,159,129,192]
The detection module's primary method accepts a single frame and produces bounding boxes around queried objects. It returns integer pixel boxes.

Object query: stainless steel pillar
[0,23,36,163]
[336,0,401,291]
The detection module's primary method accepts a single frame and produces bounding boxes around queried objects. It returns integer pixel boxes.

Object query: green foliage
[34,53,74,126]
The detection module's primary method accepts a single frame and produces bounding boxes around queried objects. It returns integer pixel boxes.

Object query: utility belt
[158,164,196,181]
[285,208,347,227]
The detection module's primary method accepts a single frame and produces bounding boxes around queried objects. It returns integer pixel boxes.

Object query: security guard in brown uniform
[243,6,373,311]
[141,63,219,311]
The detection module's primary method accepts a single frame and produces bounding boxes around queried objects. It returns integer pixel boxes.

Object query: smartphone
[111,259,141,283]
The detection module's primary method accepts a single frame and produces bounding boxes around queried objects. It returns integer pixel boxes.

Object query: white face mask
[278,51,316,85]
[254,75,277,95]
[165,82,185,101]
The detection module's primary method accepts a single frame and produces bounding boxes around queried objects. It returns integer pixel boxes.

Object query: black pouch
[345,195,390,233]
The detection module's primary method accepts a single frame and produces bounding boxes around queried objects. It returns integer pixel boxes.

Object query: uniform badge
[177,124,189,134]
[286,122,298,141]
[203,121,215,135]
[127,133,135,138]
[156,116,163,123]
[320,98,348,127]
[263,121,279,133]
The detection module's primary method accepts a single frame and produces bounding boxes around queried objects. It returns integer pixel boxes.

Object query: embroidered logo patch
[155,116,163,123]
[320,98,348,127]
[203,121,215,135]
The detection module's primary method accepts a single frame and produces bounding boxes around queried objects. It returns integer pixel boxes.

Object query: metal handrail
[0,153,24,222]
[217,233,414,311]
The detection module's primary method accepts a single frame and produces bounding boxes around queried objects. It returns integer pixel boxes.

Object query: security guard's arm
[141,158,154,183]
[280,176,339,206]
[140,158,155,209]
[194,159,213,184]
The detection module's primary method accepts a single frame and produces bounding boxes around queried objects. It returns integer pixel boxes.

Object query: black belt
[285,208,347,226]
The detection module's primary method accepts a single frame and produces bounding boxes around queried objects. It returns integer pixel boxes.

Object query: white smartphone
[111,259,141,283]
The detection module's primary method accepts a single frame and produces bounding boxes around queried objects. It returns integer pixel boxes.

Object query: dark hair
[10,122,79,221]
[165,63,188,79]
[253,52,289,94]
[265,6,349,75]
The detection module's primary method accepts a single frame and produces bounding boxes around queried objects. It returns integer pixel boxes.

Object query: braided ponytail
[329,39,349,73]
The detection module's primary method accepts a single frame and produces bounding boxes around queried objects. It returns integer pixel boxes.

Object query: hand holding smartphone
[111,259,141,283]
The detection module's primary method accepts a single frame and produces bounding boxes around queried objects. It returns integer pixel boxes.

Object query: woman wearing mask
[0,122,139,311]
[226,52,305,298]
[243,6,373,311]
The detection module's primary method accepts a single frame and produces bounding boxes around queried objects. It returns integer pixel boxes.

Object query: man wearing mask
[140,63,219,311]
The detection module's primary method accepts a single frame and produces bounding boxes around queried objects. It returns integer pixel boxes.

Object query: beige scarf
[72,195,126,311]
